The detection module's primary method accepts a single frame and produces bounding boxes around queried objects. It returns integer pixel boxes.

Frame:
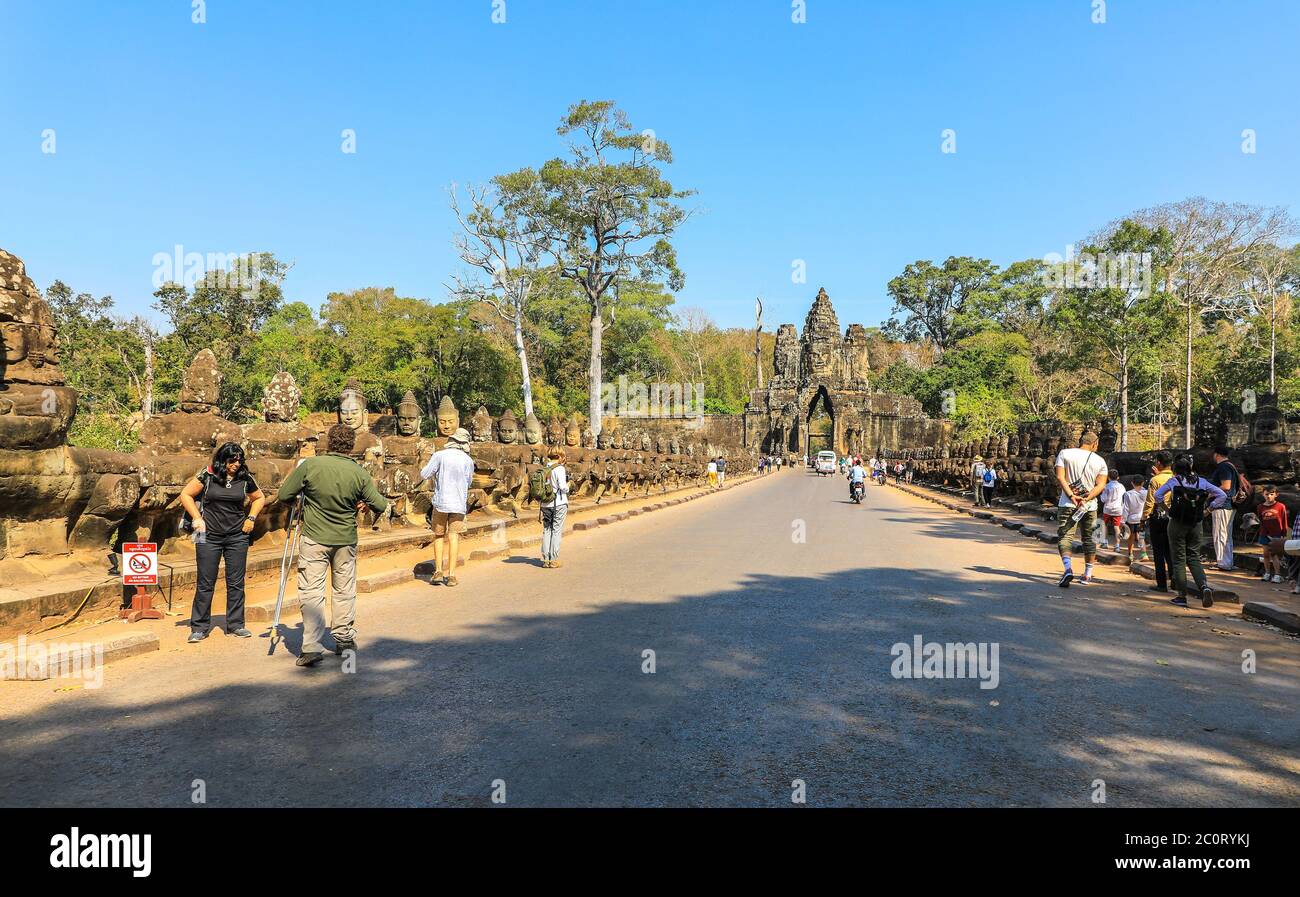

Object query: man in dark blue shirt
[1211,445,1239,571]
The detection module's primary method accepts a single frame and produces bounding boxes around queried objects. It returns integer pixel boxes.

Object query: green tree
[882,256,998,353]
[520,100,694,435]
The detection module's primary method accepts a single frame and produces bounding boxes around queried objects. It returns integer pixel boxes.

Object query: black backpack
[1168,477,1209,525]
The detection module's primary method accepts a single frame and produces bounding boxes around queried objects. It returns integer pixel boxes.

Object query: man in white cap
[420,426,477,586]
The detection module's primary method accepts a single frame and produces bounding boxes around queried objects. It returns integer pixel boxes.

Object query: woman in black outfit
[180,442,265,643]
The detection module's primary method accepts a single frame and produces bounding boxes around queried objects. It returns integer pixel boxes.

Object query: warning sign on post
[122,543,158,586]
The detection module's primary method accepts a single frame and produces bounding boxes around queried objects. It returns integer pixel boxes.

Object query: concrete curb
[1,631,160,680]
[1242,602,1300,634]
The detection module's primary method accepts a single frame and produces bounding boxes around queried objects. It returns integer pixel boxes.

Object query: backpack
[529,463,556,504]
[982,469,996,486]
[1168,477,1209,525]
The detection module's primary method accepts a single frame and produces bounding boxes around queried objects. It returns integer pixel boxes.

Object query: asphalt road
[2,470,1297,807]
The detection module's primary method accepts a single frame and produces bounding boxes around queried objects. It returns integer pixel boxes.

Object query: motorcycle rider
[849,456,867,502]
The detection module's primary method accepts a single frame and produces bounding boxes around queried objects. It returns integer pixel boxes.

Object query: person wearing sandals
[419,426,476,587]
[181,442,265,643]
[540,447,569,568]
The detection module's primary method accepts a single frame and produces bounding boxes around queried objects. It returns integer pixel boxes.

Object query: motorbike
[850,479,865,504]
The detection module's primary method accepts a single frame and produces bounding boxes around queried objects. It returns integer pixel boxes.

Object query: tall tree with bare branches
[449,179,552,416]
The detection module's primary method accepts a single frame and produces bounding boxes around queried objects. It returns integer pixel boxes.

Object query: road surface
[2,471,1297,806]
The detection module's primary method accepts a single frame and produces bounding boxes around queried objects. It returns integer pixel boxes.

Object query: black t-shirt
[197,469,259,537]
[1212,461,1238,500]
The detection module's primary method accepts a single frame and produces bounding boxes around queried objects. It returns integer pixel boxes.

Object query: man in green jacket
[277,424,389,667]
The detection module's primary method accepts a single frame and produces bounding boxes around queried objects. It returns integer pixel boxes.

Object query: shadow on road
[2,558,1297,808]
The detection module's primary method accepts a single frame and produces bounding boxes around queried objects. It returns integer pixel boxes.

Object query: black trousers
[1148,519,1171,590]
[191,532,250,632]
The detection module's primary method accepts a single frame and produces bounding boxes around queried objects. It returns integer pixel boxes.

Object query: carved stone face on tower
[262,371,301,423]
[471,405,493,442]
[496,409,519,444]
[565,415,581,447]
[436,395,459,438]
[522,413,543,445]
[799,288,842,385]
[772,324,800,385]
[397,390,422,437]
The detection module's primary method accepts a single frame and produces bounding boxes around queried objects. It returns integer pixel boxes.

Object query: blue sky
[5,0,1297,332]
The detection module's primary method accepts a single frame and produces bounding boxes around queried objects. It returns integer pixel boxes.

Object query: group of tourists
[970,456,1005,507]
[706,456,727,487]
[1051,432,1300,608]
[178,422,577,667]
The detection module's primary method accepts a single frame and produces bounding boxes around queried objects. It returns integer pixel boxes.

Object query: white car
[815,451,837,475]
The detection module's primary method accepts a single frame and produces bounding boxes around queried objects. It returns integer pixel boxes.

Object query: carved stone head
[496,409,519,444]
[1253,397,1285,445]
[471,405,493,442]
[181,349,223,413]
[546,415,564,446]
[565,414,581,447]
[262,371,301,423]
[338,380,367,432]
[597,430,612,449]
[436,395,459,438]
[640,431,653,452]
[1097,420,1118,454]
[397,390,421,437]
[522,413,543,445]
[582,426,595,448]
[0,249,63,386]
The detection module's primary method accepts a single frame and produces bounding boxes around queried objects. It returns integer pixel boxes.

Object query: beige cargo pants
[297,537,357,654]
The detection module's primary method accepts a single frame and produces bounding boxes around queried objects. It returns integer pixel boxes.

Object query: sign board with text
[122,542,158,586]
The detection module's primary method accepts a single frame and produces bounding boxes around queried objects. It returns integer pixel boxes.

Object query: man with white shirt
[1054,431,1109,588]
[419,427,477,587]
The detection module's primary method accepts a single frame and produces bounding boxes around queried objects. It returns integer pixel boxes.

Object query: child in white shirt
[1099,470,1125,550]
[1121,480,1148,562]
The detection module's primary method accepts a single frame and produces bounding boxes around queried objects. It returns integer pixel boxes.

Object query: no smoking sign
[122,542,158,586]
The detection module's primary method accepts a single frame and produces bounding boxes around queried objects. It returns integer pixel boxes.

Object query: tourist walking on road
[980,463,996,507]
[1141,451,1175,592]
[971,456,987,506]
[1054,431,1109,588]
[1151,457,1227,607]
[420,427,477,588]
[717,455,727,485]
[181,442,265,643]
[539,448,569,568]
[277,424,389,667]
[1211,446,1241,571]
[707,457,718,488]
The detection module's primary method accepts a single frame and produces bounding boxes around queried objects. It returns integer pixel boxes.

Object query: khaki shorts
[430,509,466,535]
